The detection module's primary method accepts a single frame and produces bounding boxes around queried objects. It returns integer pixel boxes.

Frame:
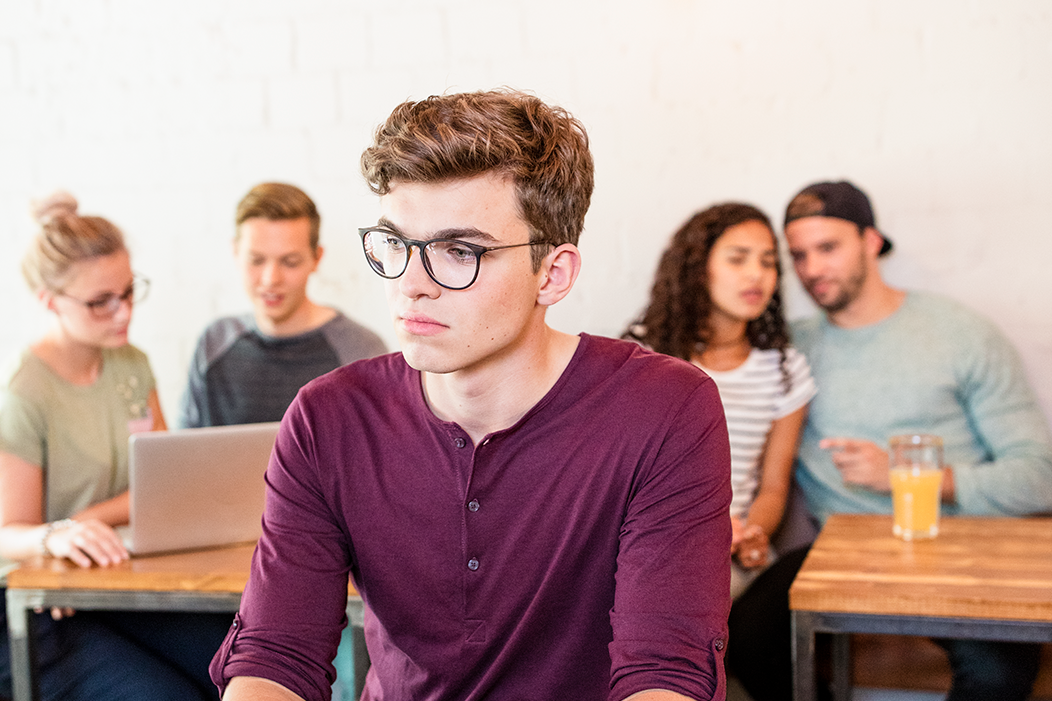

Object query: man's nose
[398,246,440,297]
[261,261,281,285]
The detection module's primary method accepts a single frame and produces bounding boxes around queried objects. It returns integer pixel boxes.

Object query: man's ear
[537,243,581,307]
[862,226,884,259]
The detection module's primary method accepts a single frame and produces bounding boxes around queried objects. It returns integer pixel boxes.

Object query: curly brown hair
[360,89,594,271]
[624,202,793,385]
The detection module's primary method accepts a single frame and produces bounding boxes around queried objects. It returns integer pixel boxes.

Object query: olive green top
[0,344,156,549]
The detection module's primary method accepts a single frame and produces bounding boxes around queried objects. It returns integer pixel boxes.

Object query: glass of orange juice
[889,434,943,540]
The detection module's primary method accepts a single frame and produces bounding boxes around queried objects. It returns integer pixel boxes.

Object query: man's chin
[816,296,851,314]
[399,341,456,375]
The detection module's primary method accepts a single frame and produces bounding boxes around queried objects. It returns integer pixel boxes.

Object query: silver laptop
[121,422,280,555]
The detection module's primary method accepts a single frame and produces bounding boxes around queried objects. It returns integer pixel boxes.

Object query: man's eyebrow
[375,217,499,244]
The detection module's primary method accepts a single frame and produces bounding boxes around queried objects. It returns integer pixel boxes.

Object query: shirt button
[467,499,480,512]
[454,437,467,448]
[714,638,725,651]
[467,558,479,571]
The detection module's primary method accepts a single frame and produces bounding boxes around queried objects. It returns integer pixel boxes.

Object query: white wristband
[39,519,75,556]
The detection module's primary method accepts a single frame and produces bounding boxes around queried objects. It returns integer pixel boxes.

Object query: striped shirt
[696,347,816,519]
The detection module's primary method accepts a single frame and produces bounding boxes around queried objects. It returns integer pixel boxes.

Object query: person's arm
[0,449,47,560]
[946,324,1052,515]
[0,450,128,567]
[71,491,129,526]
[209,397,350,699]
[148,388,167,431]
[746,405,808,536]
[222,676,304,701]
[821,325,1052,514]
[609,379,732,701]
[736,404,808,569]
[623,691,695,701]
[178,335,211,429]
[819,436,891,492]
[820,436,962,502]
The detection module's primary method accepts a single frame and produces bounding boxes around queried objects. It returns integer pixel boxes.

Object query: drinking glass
[889,434,944,540]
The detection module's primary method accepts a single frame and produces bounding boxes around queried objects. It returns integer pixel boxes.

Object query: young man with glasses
[179,182,386,429]
[211,90,732,701]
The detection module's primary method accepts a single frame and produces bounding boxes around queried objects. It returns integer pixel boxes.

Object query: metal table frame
[791,609,1052,701]
[6,587,366,701]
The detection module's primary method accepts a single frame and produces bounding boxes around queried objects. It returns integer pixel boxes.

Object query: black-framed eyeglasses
[59,275,150,318]
[359,227,546,291]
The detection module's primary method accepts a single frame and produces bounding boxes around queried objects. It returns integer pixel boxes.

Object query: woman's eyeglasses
[59,275,150,318]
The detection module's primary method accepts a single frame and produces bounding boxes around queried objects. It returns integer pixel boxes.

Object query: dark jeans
[726,545,1042,701]
[0,592,232,701]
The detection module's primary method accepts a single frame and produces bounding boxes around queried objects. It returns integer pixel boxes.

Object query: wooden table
[5,543,365,701]
[789,514,1052,701]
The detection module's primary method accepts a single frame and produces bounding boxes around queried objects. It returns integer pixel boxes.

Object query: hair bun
[31,191,79,224]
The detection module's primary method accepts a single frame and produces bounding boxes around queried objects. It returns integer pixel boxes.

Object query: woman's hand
[33,606,76,620]
[44,518,129,568]
[733,522,770,570]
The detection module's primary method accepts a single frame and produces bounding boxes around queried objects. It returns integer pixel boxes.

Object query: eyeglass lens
[87,278,150,316]
[363,231,479,289]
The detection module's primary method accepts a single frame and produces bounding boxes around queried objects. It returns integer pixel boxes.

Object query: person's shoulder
[191,314,254,363]
[200,314,253,341]
[579,333,712,394]
[321,311,388,361]
[906,290,982,319]
[299,349,407,397]
[904,291,1004,340]
[780,345,814,371]
[1,348,39,393]
[108,343,149,363]
[789,314,824,351]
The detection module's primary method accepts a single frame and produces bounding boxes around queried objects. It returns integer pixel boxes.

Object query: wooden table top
[789,514,1052,623]
[7,543,259,594]
[8,543,362,598]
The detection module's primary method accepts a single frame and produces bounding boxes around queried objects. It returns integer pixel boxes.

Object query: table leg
[792,610,816,701]
[831,633,852,701]
[5,589,39,701]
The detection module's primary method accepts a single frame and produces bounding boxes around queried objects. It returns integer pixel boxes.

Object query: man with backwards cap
[727,181,1052,701]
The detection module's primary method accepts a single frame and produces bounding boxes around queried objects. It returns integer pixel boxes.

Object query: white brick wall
[1,0,1050,433]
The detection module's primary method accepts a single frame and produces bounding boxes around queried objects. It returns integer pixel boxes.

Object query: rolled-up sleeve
[210,395,351,700]
[609,379,733,701]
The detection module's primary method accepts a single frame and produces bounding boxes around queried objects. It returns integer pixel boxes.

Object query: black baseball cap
[784,180,893,256]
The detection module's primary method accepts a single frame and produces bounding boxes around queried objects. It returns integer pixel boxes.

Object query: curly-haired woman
[625,202,816,597]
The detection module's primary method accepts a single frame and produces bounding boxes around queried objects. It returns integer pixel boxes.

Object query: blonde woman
[0,192,226,701]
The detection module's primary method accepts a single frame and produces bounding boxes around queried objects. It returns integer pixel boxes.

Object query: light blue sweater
[792,291,1052,522]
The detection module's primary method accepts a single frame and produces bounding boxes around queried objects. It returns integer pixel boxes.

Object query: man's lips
[399,313,447,336]
[259,291,284,308]
[805,279,833,298]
